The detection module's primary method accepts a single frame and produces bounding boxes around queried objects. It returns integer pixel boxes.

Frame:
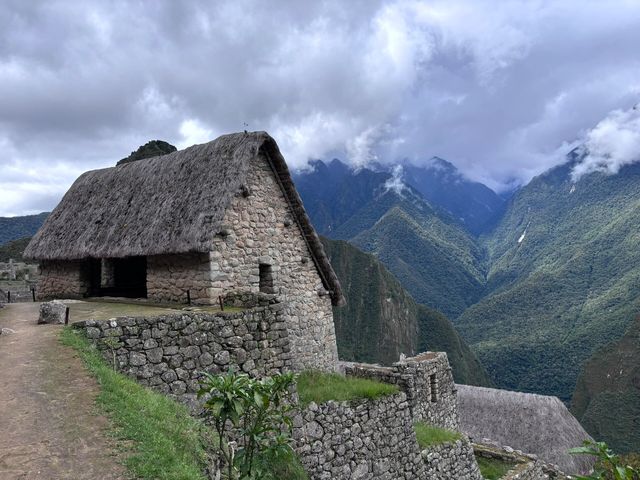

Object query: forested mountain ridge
[457,159,640,402]
[295,161,488,318]
[322,237,491,386]
[571,317,640,454]
[0,212,49,246]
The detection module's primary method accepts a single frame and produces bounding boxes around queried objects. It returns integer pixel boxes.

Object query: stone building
[25,132,344,370]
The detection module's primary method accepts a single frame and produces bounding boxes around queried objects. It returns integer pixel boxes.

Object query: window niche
[259,263,275,294]
[429,373,438,402]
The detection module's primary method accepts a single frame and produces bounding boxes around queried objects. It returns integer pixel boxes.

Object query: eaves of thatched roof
[24,132,345,306]
[457,384,594,474]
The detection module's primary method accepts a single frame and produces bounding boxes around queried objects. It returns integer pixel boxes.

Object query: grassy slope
[323,237,490,386]
[571,317,640,453]
[61,328,307,479]
[457,162,640,401]
[413,422,462,448]
[297,371,399,406]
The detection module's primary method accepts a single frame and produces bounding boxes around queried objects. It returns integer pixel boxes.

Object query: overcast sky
[2,0,640,216]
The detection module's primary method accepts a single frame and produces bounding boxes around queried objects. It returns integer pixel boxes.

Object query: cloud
[1,0,640,215]
[571,105,640,181]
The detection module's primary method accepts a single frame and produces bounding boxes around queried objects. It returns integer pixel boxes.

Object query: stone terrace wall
[37,260,90,300]
[422,439,483,480]
[293,392,483,480]
[473,443,566,480]
[73,298,292,400]
[293,393,426,480]
[343,351,459,430]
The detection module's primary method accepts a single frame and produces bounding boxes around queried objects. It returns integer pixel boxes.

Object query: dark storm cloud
[1,0,640,215]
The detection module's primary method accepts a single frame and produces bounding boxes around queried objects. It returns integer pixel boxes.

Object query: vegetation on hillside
[117,140,177,166]
[0,237,30,262]
[572,318,640,454]
[296,371,398,406]
[323,237,491,386]
[0,212,48,246]
[457,162,640,402]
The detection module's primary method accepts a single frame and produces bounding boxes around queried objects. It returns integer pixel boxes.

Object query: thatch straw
[24,132,344,306]
[457,384,594,474]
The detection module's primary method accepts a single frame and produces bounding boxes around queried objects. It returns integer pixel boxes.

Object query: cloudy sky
[2,0,640,216]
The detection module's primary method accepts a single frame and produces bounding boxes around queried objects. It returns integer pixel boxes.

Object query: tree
[570,441,639,480]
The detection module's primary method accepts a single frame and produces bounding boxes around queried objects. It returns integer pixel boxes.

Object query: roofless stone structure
[25,132,344,370]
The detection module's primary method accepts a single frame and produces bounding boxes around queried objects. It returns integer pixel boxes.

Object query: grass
[296,370,399,406]
[475,456,515,480]
[61,328,307,480]
[413,422,462,448]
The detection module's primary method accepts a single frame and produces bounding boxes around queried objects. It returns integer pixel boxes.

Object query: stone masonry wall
[147,253,214,304]
[422,439,483,480]
[73,299,292,401]
[343,351,459,430]
[206,153,338,371]
[293,392,483,480]
[473,443,565,480]
[37,260,90,300]
[293,393,426,480]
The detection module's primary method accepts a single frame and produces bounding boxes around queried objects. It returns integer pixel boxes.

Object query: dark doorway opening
[90,256,147,298]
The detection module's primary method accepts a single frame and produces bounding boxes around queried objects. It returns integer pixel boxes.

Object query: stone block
[37,300,67,325]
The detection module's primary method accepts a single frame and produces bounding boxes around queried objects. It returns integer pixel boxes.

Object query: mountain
[402,158,506,235]
[0,212,50,246]
[456,159,640,402]
[572,317,640,454]
[295,160,489,318]
[0,237,31,262]
[322,237,490,386]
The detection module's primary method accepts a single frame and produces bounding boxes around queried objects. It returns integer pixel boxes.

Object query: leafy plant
[198,370,297,480]
[570,440,639,479]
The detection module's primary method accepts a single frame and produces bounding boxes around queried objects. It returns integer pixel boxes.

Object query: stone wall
[473,443,567,480]
[343,351,459,430]
[293,391,483,480]
[73,298,293,401]
[37,260,90,300]
[293,393,426,480]
[146,253,214,304]
[207,153,338,371]
[422,439,483,480]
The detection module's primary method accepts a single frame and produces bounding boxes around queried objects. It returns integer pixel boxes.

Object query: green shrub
[198,370,302,480]
[296,370,399,406]
[570,440,639,480]
[413,422,462,448]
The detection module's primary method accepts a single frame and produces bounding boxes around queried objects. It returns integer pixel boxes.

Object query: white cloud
[1,0,640,215]
[571,105,640,181]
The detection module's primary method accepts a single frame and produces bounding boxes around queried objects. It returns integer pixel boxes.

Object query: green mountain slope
[345,190,486,318]
[323,237,490,386]
[572,317,640,454]
[457,161,640,402]
[0,237,31,262]
[0,212,49,245]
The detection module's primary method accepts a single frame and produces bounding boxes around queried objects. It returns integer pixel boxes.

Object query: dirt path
[0,303,128,480]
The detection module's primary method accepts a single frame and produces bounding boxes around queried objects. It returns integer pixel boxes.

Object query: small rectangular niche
[429,373,438,402]
[259,264,275,294]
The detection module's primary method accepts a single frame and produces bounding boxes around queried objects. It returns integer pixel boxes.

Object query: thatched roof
[457,384,594,474]
[24,132,344,306]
